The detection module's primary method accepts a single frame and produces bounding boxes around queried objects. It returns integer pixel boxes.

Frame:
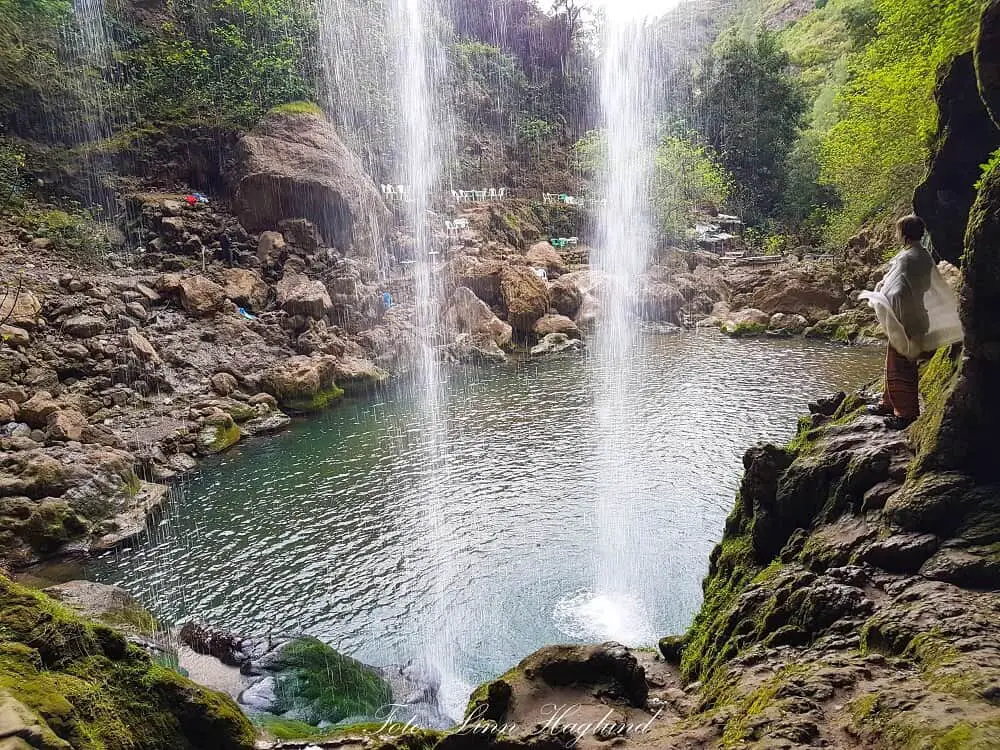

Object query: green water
[89,330,882,710]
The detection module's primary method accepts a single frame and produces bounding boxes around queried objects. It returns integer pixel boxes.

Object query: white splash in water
[553,589,658,646]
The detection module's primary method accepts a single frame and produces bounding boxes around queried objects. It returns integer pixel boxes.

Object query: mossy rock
[196,420,241,454]
[0,575,255,750]
[266,637,393,726]
[283,383,345,412]
[721,321,767,337]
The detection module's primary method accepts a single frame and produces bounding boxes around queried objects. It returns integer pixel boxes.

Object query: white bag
[859,247,963,359]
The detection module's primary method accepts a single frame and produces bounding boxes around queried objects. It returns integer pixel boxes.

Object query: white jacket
[859,244,963,359]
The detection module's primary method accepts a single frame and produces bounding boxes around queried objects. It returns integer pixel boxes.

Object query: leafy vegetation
[573,128,732,244]
[819,0,983,242]
[695,30,808,225]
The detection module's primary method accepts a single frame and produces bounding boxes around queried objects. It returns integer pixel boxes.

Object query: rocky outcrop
[261,355,344,412]
[232,110,390,257]
[913,52,1000,266]
[444,287,512,349]
[525,241,567,276]
[0,575,255,750]
[980,0,1000,125]
[275,272,332,319]
[500,265,549,335]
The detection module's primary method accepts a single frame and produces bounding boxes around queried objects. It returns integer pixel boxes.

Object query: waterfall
[388,0,467,722]
[562,14,660,647]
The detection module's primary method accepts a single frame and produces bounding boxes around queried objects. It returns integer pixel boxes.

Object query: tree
[695,29,807,224]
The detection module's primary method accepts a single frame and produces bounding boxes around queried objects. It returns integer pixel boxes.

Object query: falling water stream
[555,13,660,646]
[390,0,470,719]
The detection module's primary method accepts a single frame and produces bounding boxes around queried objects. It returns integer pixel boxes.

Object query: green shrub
[18,203,109,258]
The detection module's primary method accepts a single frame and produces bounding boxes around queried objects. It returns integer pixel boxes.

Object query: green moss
[269,637,393,725]
[253,714,325,739]
[285,383,346,412]
[98,604,159,636]
[909,347,961,474]
[720,664,812,747]
[722,321,767,338]
[267,100,323,117]
[905,629,984,699]
[680,533,759,688]
[0,575,255,750]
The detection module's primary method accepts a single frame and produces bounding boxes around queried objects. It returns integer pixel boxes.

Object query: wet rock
[262,355,344,411]
[210,372,239,396]
[236,636,393,725]
[525,241,567,276]
[46,408,89,442]
[444,286,512,348]
[639,273,684,324]
[44,580,156,635]
[451,257,504,306]
[769,312,808,334]
[257,230,287,266]
[747,268,846,322]
[240,412,291,436]
[125,327,160,364]
[61,314,107,338]
[177,275,227,316]
[276,272,332,319]
[233,110,390,256]
[859,533,940,574]
[91,480,168,553]
[530,332,584,358]
[913,52,1000,266]
[722,308,770,336]
[0,325,30,348]
[331,356,388,393]
[533,314,581,339]
[500,265,549,335]
[218,268,268,311]
[447,333,507,364]
[550,275,583,318]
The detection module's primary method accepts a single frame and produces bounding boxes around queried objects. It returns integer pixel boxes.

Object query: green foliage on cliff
[128,0,320,127]
[695,29,808,225]
[0,575,256,750]
[818,0,983,241]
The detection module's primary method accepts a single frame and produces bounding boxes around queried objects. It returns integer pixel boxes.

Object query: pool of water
[88,331,881,711]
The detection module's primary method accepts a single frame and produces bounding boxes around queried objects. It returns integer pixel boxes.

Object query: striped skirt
[884,345,920,419]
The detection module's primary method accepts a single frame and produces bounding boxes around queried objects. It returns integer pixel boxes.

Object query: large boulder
[262,355,344,411]
[913,52,1000,266]
[276,272,332,319]
[218,268,269,311]
[745,268,845,323]
[450,256,504,307]
[638,274,685,324]
[549,275,583,318]
[525,241,567,276]
[533,314,581,339]
[158,275,228,316]
[232,110,390,257]
[500,265,549,335]
[444,287,512,348]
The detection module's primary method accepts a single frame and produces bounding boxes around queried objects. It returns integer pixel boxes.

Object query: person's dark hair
[897,214,926,243]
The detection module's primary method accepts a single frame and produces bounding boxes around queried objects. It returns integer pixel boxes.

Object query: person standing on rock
[860,214,963,429]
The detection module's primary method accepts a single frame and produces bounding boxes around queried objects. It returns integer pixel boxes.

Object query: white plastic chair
[488,188,498,201]
[498,187,507,200]
[567,237,579,246]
